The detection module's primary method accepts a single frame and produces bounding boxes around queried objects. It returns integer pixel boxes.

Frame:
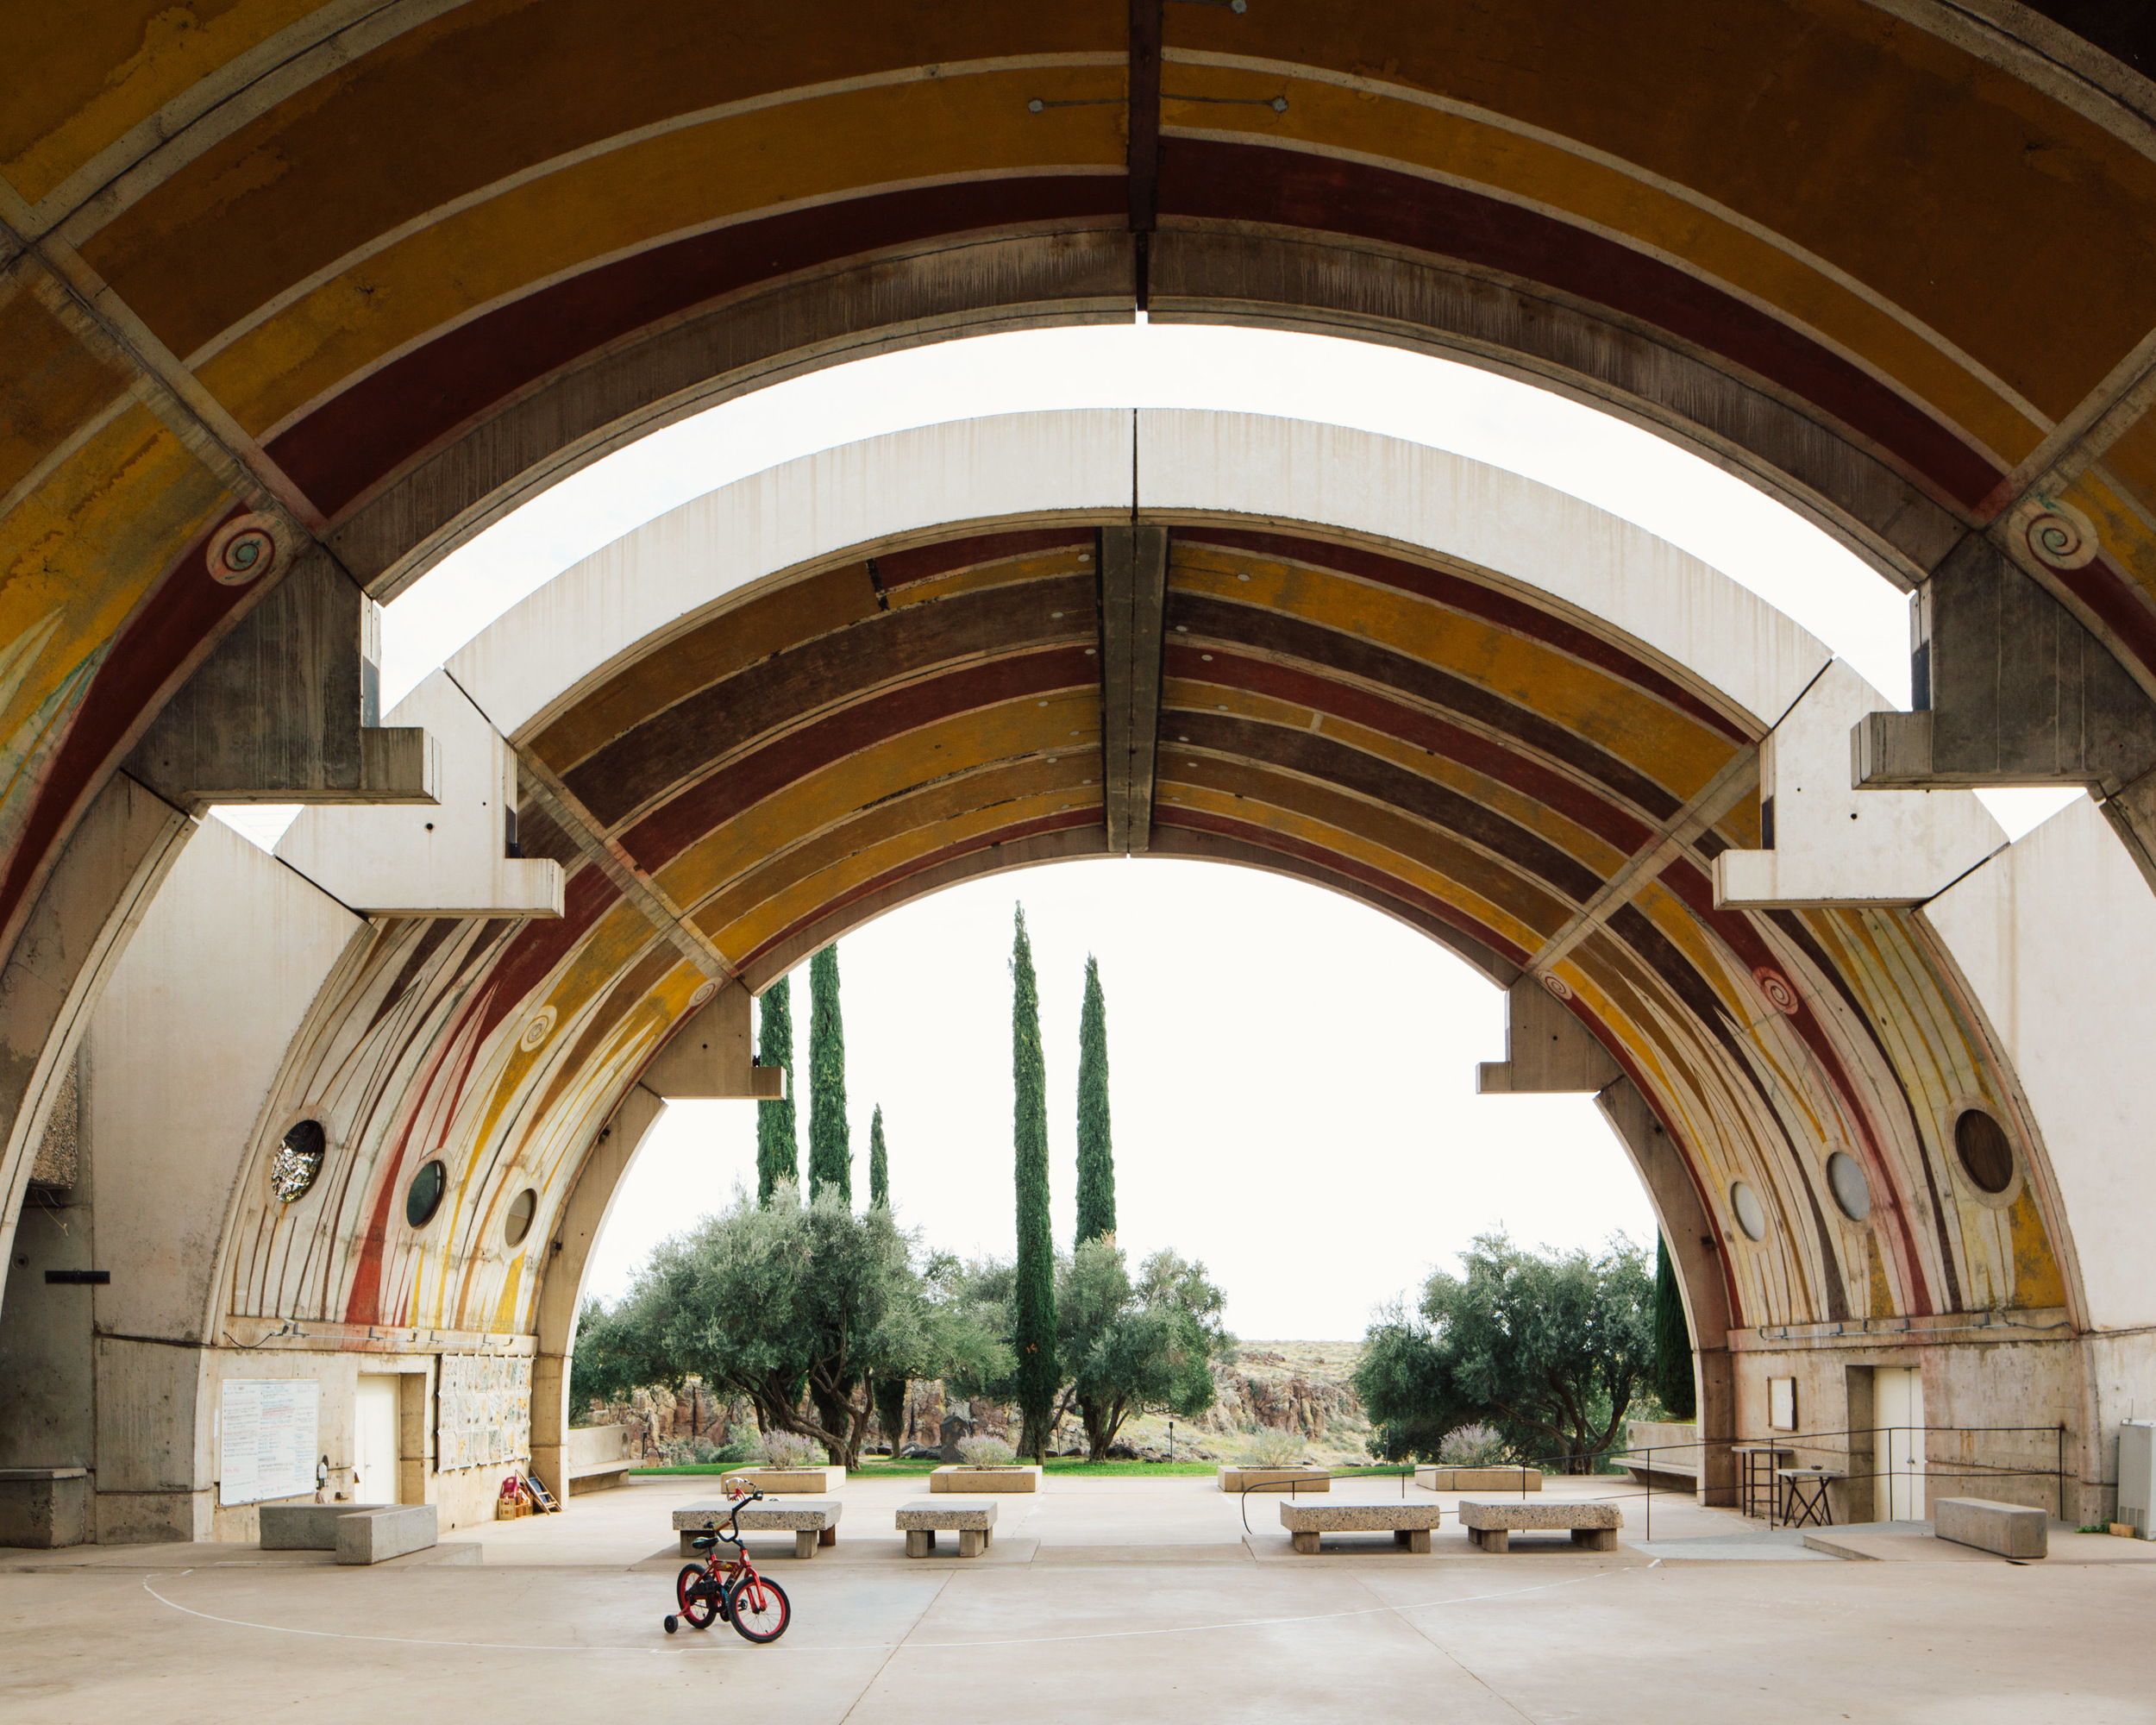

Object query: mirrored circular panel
[270,1120,326,1202]
[1826,1151,1871,1221]
[1730,1181,1767,1241]
[405,1158,448,1229]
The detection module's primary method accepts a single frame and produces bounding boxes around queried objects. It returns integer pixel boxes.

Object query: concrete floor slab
[7,1478,2155,1722]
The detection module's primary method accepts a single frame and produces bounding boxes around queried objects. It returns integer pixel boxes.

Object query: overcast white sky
[221,323,2079,1339]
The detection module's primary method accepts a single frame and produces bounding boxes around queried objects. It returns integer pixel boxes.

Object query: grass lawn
[627,1458,1415,1479]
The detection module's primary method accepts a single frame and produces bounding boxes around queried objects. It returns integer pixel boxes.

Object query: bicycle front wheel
[676,1564,721,1630]
[724,1571,790,1643]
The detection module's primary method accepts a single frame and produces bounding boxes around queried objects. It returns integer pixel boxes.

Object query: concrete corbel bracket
[1715,660,2002,908]
[1852,534,2156,796]
[1476,975,1620,1094]
[641,982,785,1099]
[274,670,564,917]
[125,549,436,807]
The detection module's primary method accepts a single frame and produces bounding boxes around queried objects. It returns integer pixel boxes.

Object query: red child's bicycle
[663,1485,791,1643]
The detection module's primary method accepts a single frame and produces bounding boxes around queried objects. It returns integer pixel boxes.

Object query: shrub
[760,1430,828,1469]
[956,1434,1018,1466]
[1437,1422,1508,1467]
[1235,1428,1308,1468]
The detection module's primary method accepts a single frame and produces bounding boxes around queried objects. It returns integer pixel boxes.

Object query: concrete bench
[673,1496,843,1559]
[335,1506,440,1565]
[1279,1502,1446,1554]
[1935,1496,2047,1559]
[259,1502,394,1549]
[1413,1465,1541,1492]
[258,1502,439,1564]
[1459,1498,1622,1552]
[896,1498,999,1557]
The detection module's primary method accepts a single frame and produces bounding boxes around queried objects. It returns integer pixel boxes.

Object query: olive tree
[601,1188,1008,1466]
[1355,1232,1653,1472]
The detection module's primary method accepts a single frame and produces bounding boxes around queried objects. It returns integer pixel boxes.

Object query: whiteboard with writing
[220,1379,319,1506]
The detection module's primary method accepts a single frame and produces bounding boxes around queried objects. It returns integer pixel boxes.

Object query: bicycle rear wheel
[675,1563,721,1630]
[725,1571,790,1643]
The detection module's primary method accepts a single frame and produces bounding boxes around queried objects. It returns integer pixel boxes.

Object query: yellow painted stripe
[1167,63,2043,467]
[714,782,1102,960]
[0,0,325,204]
[655,688,1100,918]
[1173,543,1733,800]
[1161,676,1632,878]
[197,65,1127,436]
[1156,778,1559,957]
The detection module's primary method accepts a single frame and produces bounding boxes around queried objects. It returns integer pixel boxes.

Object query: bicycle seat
[690,1534,718,1550]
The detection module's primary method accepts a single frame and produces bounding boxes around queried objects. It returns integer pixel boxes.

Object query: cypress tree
[754,978,798,1204]
[867,1107,906,1450]
[868,1105,889,1208]
[1075,954,1117,1245]
[1010,905,1058,1459]
[1651,1236,1697,1420]
[806,944,849,1203]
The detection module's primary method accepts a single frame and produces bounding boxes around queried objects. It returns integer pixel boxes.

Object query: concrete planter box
[930,1465,1042,1493]
[1414,1465,1543,1491]
[1219,1465,1331,1493]
[719,1465,845,1495]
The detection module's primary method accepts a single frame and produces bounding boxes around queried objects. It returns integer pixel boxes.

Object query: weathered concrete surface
[1935,1496,2047,1559]
[125,550,433,809]
[930,1465,1040,1493]
[335,1505,438,1565]
[1855,536,2156,794]
[1476,975,1620,1094]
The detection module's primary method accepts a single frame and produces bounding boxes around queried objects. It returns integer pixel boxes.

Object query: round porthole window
[1955,1108,2015,1195]
[1826,1151,1871,1221]
[1730,1181,1767,1241]
[270,1120,326,1202]
[405,1159,448,1229]
[504,1188,537,1247]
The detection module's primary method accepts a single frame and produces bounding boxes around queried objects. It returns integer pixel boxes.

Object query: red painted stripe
[0,509,254,951]
[1158,138,2004,511]
[736,806,1102,971]
[272,178,1126,519]
[618,646,1098,869]
[1152,806,1533,966]
[1176,526,1753,744]
[1163,643,1659,853]
[875,527,1093,589]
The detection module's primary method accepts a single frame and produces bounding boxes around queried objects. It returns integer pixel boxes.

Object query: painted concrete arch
[7,416,2153,1540]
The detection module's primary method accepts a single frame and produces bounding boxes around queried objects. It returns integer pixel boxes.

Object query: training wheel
[663,1615,679,1634]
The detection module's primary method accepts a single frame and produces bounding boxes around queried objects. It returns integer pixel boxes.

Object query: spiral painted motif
[1540,972,1574,1001]
[204,512,285,585]
[2013,497,2097,571]
[518,1006,558,1051]
[1754,967,1801,1015]
[689,980,719,1007]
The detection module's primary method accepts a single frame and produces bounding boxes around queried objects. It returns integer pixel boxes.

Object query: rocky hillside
[592,1339,1374,1465]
